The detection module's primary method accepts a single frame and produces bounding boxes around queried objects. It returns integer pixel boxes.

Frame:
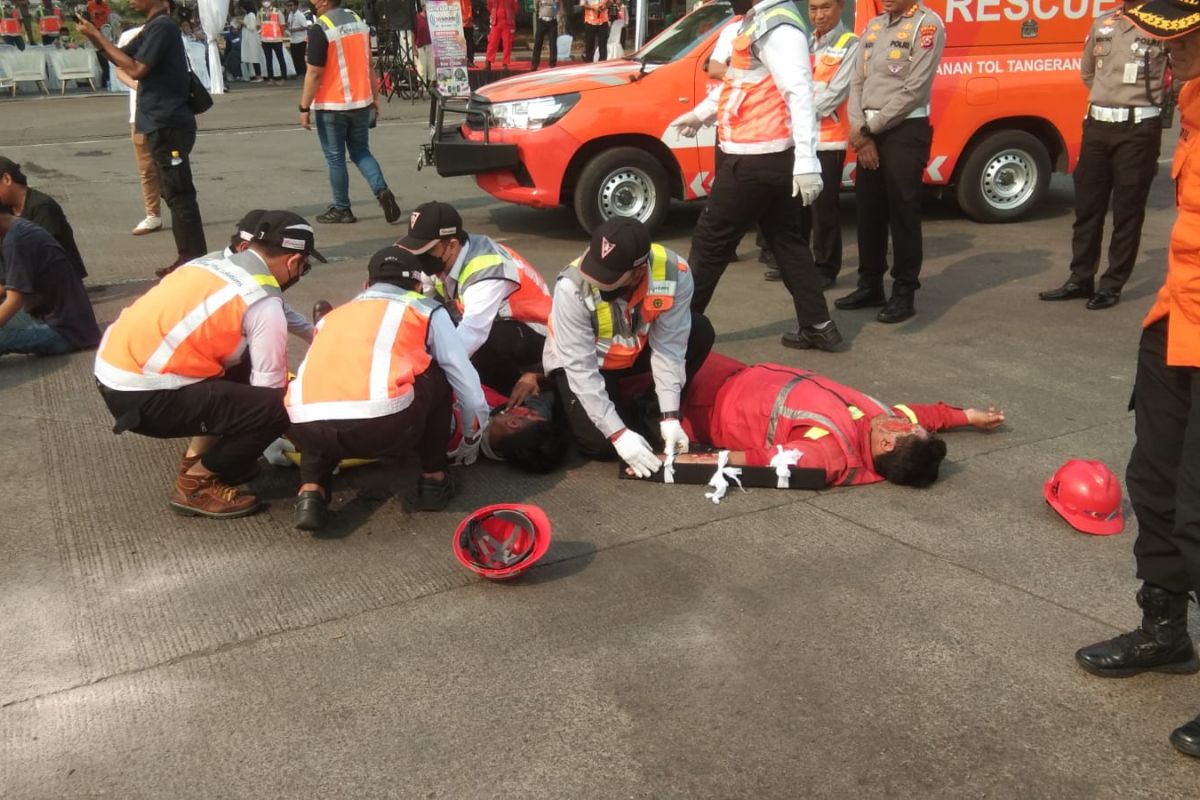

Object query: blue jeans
[0,310,71,356]
[314,108,388,210]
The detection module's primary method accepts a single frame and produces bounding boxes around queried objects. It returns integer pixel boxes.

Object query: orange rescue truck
[421,0,1130,233]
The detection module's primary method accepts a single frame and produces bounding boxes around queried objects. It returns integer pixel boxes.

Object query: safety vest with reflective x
[436,235,552,332]
[557,243,684,371]
[94,250,282,391]
[312,7,373,111]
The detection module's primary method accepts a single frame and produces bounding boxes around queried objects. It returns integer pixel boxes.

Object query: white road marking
[3,119,428,150]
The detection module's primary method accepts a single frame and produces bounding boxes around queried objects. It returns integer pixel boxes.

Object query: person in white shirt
[114,25,162,236]
[239,0,264,82]
[284,0,309,79]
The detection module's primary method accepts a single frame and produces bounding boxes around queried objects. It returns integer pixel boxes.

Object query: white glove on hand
[670,111,704,138]
[263,437,297,467]
[614,429,662,478]
[449,433,482,466]
[792,172,823,206]
[659,418,689,455]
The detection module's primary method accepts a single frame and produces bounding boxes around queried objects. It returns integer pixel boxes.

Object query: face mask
[598,287,627,302]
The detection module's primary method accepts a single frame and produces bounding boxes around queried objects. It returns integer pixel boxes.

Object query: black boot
[1075,585,1200,678]
[1170,714,1200,758]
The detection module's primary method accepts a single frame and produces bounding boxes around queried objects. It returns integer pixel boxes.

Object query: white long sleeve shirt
[427,307,490,435]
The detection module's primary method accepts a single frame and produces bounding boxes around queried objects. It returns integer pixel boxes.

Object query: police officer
[1039,0,1168,310]
[836,0,944,324]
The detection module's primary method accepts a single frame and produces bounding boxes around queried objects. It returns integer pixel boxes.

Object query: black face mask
[599,287,628,302]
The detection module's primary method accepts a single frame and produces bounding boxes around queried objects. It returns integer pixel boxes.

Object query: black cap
[236,209,267,242]
[1127,0,1200,38]
[580,217,651,286]
[252,210,326,263]
[397,201,464,254]
[368,246,425,286]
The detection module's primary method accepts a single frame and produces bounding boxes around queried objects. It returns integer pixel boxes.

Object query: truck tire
[573,147,670,234]
[955,130,1052,223]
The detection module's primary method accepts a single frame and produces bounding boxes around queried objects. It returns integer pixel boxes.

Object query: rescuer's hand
[670,111,703,138]
[659,418,689,456]
[613,429,661,478]
[792,172,823,206]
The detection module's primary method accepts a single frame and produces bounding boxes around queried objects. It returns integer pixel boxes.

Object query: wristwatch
[299,104,310,113]
[859,125,872,138]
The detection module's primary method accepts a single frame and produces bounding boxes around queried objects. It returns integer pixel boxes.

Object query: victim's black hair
[496,419,568,474]
[873,433,948,488]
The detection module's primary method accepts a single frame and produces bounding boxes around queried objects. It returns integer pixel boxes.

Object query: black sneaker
[781,322,843,352]
[376,189,402,223]
[316,206,357,224]
[416,471,459,512]
[293,490,328,531]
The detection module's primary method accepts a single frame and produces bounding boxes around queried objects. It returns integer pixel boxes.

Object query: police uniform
[838,1,944,322]
[1041,7,1167,309]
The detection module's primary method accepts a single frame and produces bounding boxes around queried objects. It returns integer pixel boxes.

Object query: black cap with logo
[580,217,651,287]
[252,210,326,263]
[397,201,465,254]
[235,209,267,242]
[368,246,425,287]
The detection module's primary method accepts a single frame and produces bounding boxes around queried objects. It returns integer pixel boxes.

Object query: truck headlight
[488,93,580,131]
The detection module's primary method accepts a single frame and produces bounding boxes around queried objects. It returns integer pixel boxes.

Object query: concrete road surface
[1,86,1196,799]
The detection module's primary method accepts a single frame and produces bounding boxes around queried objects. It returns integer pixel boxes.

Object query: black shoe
[416,471,459,512]
[877,293,916,324]
[1170,715,1200,758]
[316,205,357,224]
[293,490,328,531]
[834,285,886,310]
[376,188,402,223]
[1075,585,1200,678]
[1086,290,1121,310]
[764,268,782,282]
[1038,280,1094,301]
[781,322,843,352]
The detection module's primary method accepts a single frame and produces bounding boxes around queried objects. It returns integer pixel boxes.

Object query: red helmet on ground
[1043,459,1125,536]
[453,504,552,580]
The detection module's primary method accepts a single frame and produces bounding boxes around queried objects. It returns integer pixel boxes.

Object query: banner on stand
[426,0,470,97]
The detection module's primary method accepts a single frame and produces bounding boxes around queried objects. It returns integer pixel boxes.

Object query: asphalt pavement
[1,85,1196,799]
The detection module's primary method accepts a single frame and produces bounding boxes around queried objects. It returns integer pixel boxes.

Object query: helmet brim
[1043,477,1125,536]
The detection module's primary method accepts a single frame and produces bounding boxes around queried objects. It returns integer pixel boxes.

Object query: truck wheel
[955,131,1052,223]
[574,147,670,234]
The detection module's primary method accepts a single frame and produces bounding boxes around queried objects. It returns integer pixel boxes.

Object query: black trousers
[553,311,715,460]
[96,48,110,88]
[531,17,557,69]
[1069,117,1163,293]
[470,319,545,396]
[1,35,25,51]
[583,22,608,62]
[688,149,830,328]
[1128,318,1200,595]
[263,41,287,78]
[146,126,208,262]
[464,26,475,62]
[98,377,289,481]
[288,364,452,486]
[804,149,845,279]
[289,42,307,77]
[854,117,932,295]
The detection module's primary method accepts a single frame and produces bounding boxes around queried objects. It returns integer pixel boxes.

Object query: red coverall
[681,353,969,486]
[485,0,517,66]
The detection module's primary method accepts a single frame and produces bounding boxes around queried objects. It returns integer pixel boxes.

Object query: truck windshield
[633,2,734,65]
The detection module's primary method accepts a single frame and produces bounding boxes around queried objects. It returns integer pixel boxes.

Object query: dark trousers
[583,22,608,62]
[1128,318,1200,595]
[288,364,452,487]
[804,149,845,279]
[854,117,932,295]
[289,42,306,77]
[98,378,289,481]
[263,41,287,78]
[146,126,208,262]
[464,26,475,63]
[1069,117,1163,293]
[531,17,557,69]
[96,49,110,88]
[470,319,545,396]
[554,311,715,460]
[688,149,830,328]
[2,35,25,51]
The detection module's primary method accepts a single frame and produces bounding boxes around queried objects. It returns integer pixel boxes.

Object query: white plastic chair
[5,47,48,95]
[48,48,97,93]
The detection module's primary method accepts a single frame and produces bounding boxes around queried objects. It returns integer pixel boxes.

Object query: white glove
[263,437,297,467]
[659,418,689,455]
[670,111,703,138]
[448,433,482,466]
[792,172,823,206]
[613,429,661,478]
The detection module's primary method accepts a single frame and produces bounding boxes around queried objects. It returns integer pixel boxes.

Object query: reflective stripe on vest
[261,10,284,41]
[95,252,280,391]
[286,285,437,422]
[38,12,61,33]
[0,12,19,35]
[583,1,608,25]
[893,403,918,424]
[312,8,373,111]
[813,31,855,150]
[443,237,552,329]
[718,3,807,152]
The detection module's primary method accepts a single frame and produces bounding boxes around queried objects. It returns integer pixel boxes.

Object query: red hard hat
[1043,459,1124,536]
[453,504,552,580]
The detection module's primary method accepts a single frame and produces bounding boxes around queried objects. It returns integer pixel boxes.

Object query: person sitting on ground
[398,201,552,400]
[285,246,492,532]
[0,157,89,280]
[94,210,321,519]
[0,205,100,356]
[654,352,1004,487]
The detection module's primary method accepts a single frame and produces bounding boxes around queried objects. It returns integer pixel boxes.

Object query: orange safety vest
[1,10,21,35]
[312,7,373,111]
[717,0,808,153]
[285,285,438,422]
[94,251,283,391]
[458,0,473,26]
[812,29,856,151]
[261,10,284,41]
[553,243,684,370]
[437,235,551,330]
[583,0,608,26]
[1147,79,1200,367]
[37,8,61,35]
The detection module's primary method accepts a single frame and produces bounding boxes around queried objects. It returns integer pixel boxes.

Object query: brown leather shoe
[170,473,260,519]
[179,453,199,475]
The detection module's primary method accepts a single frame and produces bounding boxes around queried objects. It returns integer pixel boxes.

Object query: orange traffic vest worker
[36,4,60,37]
[581,0,609,62]
[1071,5,1200,753]
[542,217,714,476]
[94,211,320,520]
[397,200,552,396]
[285,246,491,532]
